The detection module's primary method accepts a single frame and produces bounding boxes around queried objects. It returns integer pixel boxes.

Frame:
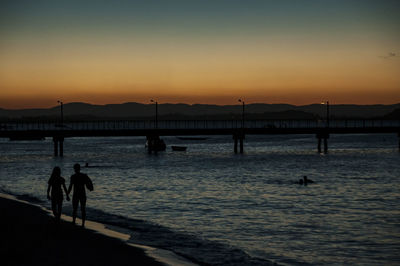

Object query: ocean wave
[82,207,276,265]
[3,189,276,266]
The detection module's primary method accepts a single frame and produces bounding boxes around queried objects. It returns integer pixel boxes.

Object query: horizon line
[2,101,400,111]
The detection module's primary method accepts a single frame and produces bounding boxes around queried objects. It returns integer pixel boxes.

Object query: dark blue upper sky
[1,0,399,108]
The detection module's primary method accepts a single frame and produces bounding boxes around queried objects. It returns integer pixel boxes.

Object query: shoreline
[0,193,197,266]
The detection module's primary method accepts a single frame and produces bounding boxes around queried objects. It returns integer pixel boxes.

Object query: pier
[1,119,399,156]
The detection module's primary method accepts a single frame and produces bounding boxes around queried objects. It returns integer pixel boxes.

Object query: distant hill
[0,102,399,120]
[383,108,400,119]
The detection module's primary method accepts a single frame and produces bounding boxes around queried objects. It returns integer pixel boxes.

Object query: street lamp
[57,100,63,126]
[150,99,158,129]
[321,101,329,128]
[238,99,245,128]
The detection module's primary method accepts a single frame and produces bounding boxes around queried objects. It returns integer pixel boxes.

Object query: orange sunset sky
[1,0,399,109]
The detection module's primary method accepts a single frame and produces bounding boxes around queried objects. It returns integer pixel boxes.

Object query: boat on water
[145,137,166,152]
[177,137,207,141]
[171,146,187,151]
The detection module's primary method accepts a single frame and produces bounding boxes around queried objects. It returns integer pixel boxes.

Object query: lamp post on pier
[236,98,245,154]
[321,100,329,128]
[57,100,64,125]
[150,99,158,129]
[238,98,245,128]
[55,100,64,156]
[319,100,330,153]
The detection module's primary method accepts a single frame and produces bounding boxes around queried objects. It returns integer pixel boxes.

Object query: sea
[1,133,399,265]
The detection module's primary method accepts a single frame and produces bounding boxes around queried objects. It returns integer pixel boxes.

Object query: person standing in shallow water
[47,167,70,223]
[67,163,93,227]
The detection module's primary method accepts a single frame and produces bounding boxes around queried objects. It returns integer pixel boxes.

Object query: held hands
[66,194,70,201]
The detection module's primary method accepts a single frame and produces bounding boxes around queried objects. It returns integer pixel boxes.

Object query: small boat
[171,146,187,151]
[146,137,166,152]
[177,137,207,141]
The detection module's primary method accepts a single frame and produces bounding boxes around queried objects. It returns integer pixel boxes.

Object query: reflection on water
[0,134,399,265]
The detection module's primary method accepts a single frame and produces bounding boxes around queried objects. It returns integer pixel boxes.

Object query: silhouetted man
[67,163,93,227]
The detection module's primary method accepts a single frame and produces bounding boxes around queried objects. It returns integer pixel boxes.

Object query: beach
[0,195,165,266]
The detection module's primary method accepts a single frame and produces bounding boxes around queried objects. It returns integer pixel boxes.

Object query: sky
[0,0,399,109]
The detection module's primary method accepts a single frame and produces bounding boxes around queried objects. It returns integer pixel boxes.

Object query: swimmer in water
[297,176,314,185]
[303,175,314,185]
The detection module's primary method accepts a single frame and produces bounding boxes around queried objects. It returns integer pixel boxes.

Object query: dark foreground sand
[0,197,163,266]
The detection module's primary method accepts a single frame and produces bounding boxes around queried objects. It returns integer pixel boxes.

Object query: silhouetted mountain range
[0,102,399,120]
[383,108,400,119]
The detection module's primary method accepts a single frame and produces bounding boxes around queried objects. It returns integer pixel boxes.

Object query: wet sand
[0,196,163,266]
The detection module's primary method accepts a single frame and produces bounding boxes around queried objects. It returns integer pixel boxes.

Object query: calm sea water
[1,134,399,265]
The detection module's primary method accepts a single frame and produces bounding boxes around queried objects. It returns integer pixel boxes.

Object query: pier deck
[1,119,399,155]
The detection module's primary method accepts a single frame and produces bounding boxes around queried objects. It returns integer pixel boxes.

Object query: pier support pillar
[233,132,245,154]
[146,135,153,154]
[317,137,322,153]
[316,132,329,154]
[53,136,64,157]
[398,133,400,152]
[234,136,238,154]
[324,137,328,154]
[59,137,64,157]
[53,137,59,156]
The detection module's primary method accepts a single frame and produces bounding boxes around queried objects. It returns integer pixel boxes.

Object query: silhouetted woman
[47,167,69,223]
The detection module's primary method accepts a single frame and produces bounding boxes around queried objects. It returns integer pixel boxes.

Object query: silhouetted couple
[47,163,94,227]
